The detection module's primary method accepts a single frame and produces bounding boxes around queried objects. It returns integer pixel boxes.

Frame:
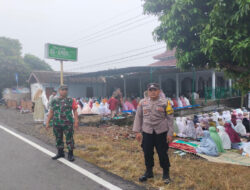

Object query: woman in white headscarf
[33,89,48,122]
[195,123,204,138]
[212,112,219,125]
[217,126,231,150]
[177,97,183,107]
[222,111,231,122]
[185,119,197,139]
[235,119,247,136]
[184,97,190,106]
[177,117,187,137]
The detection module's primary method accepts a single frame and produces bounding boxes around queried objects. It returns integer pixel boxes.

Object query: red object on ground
[169,142,197,154]
[108,97,119,111]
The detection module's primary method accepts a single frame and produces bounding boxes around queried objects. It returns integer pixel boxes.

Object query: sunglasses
[61,89,68,91]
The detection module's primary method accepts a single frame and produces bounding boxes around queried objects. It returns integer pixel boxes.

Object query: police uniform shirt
[133,97,174,136]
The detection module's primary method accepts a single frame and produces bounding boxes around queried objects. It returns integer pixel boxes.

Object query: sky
[0,0,165,72]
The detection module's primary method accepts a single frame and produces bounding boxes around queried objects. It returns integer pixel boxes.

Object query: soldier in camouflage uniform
[46,85,79,162]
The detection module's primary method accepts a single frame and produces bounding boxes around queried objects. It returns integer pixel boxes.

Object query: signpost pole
[60,60,64,85]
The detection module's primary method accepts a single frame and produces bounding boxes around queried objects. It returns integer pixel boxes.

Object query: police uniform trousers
[141,131,170,170]
[53,125,74,151]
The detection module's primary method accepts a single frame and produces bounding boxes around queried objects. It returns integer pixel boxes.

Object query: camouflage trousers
[53,125,74,151]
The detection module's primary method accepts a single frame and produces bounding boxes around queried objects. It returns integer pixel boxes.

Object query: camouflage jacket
[51,97,74,126]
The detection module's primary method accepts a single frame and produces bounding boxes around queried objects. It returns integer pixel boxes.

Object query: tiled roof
[149,59,177,67]
[153,49,176,60]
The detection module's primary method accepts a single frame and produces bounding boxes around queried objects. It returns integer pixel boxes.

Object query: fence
[204,87,240,101]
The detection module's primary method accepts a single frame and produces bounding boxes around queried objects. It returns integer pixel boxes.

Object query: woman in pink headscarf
[180,96,187,107]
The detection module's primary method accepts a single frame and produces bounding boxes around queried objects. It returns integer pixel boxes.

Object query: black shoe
[52,149,65,160]
[162,168,171,184]
[68,150,75,162]
[139,169,154,182]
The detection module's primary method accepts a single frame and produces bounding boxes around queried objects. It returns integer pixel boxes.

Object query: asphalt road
[0,124,145,190]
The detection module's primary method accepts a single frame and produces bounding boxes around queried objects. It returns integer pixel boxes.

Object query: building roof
[70,66,178,79]
[28,71,105,84]
[150,49,177,67]
[149,59,177,67]
[153,49,176,60]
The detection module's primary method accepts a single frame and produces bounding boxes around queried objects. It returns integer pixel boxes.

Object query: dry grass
[41,126,250,190]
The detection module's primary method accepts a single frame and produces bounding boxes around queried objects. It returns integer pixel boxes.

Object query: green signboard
[45,43,78,61]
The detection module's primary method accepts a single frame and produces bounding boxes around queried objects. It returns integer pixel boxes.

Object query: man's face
[52,92,57,96]
[148,88,160,99]
[59,89,68,97]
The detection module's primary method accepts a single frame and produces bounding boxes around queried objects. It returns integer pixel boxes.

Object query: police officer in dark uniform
[133,83,174,184]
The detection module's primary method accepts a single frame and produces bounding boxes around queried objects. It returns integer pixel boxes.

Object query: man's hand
[167,135,173,144]
[74,120,79,131]
[45,124,50,131]
[136,133,142,142]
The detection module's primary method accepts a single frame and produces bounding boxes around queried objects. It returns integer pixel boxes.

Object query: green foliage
[143,0,250,92]
[23,54,52,71]
[0,37,52,97]
[0,37,29,96]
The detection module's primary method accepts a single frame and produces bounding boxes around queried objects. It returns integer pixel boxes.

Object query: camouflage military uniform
[51,97,75,151]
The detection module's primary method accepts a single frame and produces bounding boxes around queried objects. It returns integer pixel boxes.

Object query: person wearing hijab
[235,119,247,136]
[185,119,197,139]
[196,131,219,157]
[242,118,250,133]
[195,123,204,138]
[209,121,216,127]
[184,97,190,106]
[177,97,183,107]
[209,127,225,153]
[193,115,199,125]
[33,89,48,122]
[217,126,231,150]
[231,114,237,126]
[218,117,225,127]
[224,122,241,149]
[180,96,187,107]
[177,117,187,138]
[200,118,209,130]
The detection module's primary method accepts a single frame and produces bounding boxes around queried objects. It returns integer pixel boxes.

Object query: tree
[0,37,29,97]
[23,54,52,71]
[143,0,250,105]
[200,0,250,105]
[0,37,53,98]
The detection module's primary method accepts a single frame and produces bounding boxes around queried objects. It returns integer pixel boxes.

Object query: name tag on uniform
[156,106,165,112]
[143,108,149,115]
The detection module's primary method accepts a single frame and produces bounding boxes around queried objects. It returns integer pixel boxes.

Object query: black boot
[139,168,154,182]
[68,150,75,162]
[52,149,65,160]
[162,168,171,184]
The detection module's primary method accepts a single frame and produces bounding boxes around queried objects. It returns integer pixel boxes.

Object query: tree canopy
[23,54,52,71]
[143,0,250,92]
[0,37,52,97]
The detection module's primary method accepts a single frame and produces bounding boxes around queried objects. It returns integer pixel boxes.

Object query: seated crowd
[175,108,250,157]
